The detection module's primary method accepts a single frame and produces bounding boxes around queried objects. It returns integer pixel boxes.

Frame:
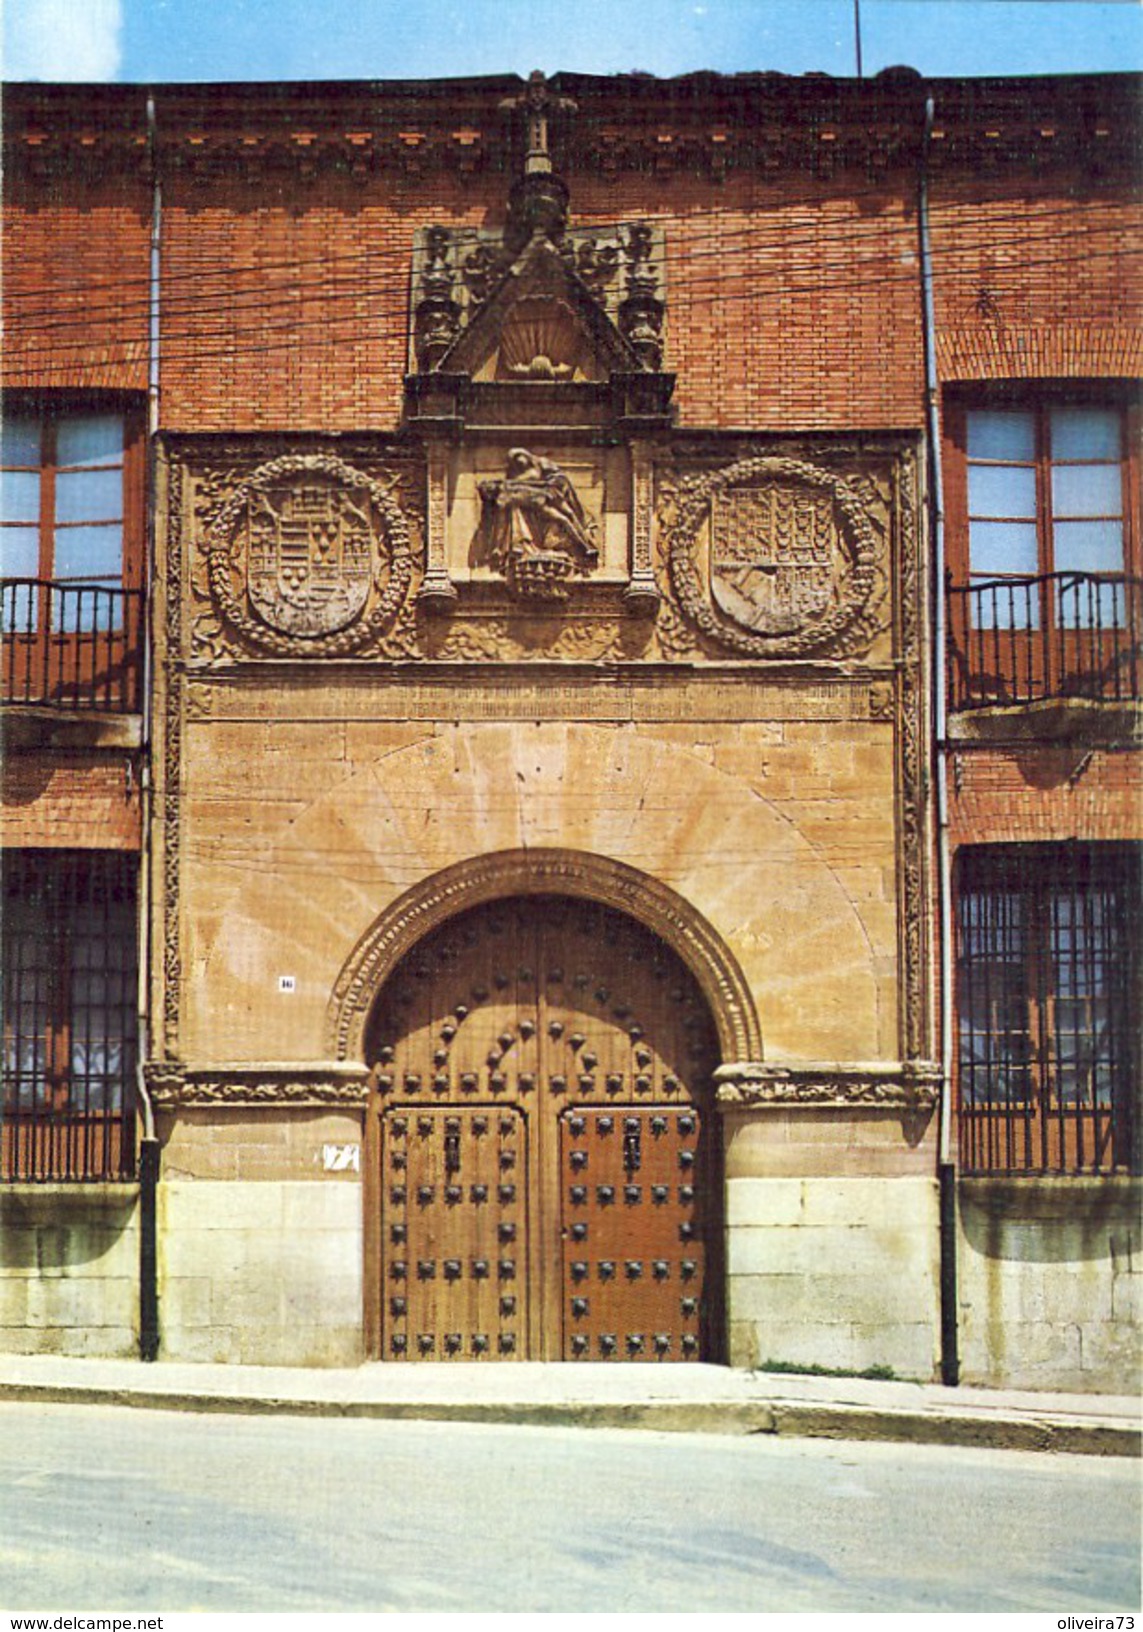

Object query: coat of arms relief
[710,483,837,635]
[185,444,894,666]
[662,455,889,659]
[245,478,374,637]
[197,453,415,658]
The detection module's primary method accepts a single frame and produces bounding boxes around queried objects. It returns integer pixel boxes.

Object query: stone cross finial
[499,70,577,176]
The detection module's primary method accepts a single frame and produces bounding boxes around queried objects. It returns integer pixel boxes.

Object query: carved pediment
[426,229,661,386]
[406,75,673,433]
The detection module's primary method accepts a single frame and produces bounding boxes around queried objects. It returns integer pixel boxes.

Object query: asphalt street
[0,1402,1138,1613]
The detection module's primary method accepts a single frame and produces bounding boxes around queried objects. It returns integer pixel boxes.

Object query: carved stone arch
[326,848,763,1065]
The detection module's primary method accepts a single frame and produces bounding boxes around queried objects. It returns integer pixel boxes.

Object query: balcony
[947,571,1141,713]
[1,579,144,715]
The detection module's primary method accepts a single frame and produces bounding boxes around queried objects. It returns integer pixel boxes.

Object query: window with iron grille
[944,393,1141,708]
[2,851,138,1181]
[955,844,1141,1175]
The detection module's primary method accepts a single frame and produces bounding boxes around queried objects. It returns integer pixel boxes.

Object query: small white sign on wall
[323,1144,361,1173]
[278,975,297,993]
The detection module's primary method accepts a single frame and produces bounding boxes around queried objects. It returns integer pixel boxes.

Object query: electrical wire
[4,239,1136,373]
[5,228,1138,363]
[4,187,1135,319]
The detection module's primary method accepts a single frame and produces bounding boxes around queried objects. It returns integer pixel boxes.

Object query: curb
[1,1381,1138,1457]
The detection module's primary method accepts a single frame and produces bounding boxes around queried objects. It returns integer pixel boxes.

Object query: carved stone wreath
[665,456,881,658]
[204,454,413,657]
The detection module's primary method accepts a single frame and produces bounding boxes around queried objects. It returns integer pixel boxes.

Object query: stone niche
[444,442,630,587]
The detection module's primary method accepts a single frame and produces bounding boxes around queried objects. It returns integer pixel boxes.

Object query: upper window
[1,412,128,600]
[0,405,144,710]
[945,395,1140,707]
[956,844,1140,1176]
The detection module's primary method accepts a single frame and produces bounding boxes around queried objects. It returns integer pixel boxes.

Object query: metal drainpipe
[136,90,163,1363]
[920,91,959,1387]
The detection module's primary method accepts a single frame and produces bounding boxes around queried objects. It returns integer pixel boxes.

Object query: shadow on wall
[0,753,56,806]
[0,1188,136,1270]
[1012,743,1097,790]
[960,1176,1140,1264]
[899,1108,933,1149]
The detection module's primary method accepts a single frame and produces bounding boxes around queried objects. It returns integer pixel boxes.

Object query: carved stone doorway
[364,895,723,1362]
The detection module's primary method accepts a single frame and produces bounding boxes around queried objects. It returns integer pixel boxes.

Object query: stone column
[416,439,457,613]
[623,439,661,613]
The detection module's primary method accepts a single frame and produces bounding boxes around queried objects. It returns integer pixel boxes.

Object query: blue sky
[4,0,1142,83]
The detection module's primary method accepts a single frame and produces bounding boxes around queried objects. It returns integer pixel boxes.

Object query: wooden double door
[366,896,722,1362]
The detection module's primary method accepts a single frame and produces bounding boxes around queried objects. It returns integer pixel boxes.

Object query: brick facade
[949,748,1141,850]
[2,69,1138,1388]
[8,77,1137,432]
[0,750,141,850]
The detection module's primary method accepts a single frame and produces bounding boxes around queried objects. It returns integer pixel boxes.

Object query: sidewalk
[1,1353,1138,1456]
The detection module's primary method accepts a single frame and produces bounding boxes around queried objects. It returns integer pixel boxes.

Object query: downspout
[920,91,959,1386]
[136,89,163,1363]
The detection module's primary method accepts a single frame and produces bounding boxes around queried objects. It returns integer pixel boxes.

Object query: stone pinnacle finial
[498,72,578,254]
[499,70,578,178]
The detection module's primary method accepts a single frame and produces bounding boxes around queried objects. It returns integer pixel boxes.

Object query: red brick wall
[155,166,924,433]
[3,172,150,393]
[948,748,1142,851]
[931,170,1143,383]
[4,95,1137,429]
[1,753,141,850]
[159,169,491,431]
[570,170,923,432]
[10,158,1133,434]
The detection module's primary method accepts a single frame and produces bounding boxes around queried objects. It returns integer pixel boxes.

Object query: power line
[5,178,1133,316]
[8,213,1138,330]
[4,244,1137,375]
[5,209,1137,345]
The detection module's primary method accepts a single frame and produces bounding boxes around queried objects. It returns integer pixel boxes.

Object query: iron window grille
[2,850,139,1181]
[955,844,1140,1176]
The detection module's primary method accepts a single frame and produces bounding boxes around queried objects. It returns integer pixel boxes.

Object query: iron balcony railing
[947,571,1142,711]
[1,579,144,714]
[1,1097,138,1183]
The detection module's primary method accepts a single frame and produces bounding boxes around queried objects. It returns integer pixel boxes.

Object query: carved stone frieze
[624,439,661,612]
[893,450,933,1063]
[174,436,912,673]
[714,1061,941,1110]
[145,1063,370,1109]
[162,458,186,1060]
[869,680,895,720]
[421,612,643,664]
[661,455,889,659]
[199,453,415,658]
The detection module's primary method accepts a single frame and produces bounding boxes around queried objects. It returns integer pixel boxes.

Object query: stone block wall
[158,1180,363,1366]
[723,1109,941,1380]
[956,1179,1142,1394]
[725,1174,940,1379]
[0,1187,139,1358]
[177,711,903,1072]
[156,1109,364,1366]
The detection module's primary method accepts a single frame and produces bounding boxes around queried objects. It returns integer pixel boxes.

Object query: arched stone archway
[354,875,738,1363]
[328,847,763,1068]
